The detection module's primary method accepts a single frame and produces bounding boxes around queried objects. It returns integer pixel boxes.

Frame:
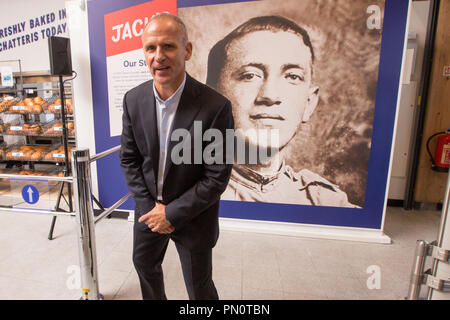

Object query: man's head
[206,16,319,150]
[142,13,192,99]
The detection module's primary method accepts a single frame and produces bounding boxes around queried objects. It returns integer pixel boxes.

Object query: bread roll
[29,124,42,135]
[31,151,43,161]
[32,104,43,114]
[43,123,64,135]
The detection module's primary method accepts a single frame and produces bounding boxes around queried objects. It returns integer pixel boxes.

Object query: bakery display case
[0,95,75,163]
[0,66,76,214]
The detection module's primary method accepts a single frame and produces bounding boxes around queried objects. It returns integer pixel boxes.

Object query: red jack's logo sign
[104,0,177,57]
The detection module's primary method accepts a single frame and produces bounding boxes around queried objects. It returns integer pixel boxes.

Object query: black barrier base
[93,209,129,220]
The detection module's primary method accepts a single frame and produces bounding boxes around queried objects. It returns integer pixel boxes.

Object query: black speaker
[48,36,72,76]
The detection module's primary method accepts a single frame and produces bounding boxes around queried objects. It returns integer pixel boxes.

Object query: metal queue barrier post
[73,146,131,300]
[71,146,130,300]
[407,170,450,300]
[71,148,100,300]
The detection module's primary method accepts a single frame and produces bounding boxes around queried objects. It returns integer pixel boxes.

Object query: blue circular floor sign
[22,185,39,204]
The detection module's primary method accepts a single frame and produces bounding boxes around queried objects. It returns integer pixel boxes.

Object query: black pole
[49,75,74,240]
[92,195,105,211]
[59,75,73,212]
[48,216,57,240]
[404,0,441,210]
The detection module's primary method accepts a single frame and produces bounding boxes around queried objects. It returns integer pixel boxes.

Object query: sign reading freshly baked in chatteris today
[104,0,177,137]
[0,0,68,73]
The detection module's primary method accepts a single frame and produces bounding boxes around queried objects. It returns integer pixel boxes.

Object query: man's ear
[185,41,193,61]
[302,86,319,122]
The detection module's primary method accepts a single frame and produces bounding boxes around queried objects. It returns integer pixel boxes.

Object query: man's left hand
[138,202,174,234]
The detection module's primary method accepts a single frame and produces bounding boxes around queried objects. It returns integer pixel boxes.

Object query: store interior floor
[0,205,443,300]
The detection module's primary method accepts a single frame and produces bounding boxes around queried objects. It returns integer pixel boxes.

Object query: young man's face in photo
[217,30,318,150]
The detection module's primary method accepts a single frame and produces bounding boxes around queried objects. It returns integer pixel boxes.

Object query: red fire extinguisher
[426,129,450,172]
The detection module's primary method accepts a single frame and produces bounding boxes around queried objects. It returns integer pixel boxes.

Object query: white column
[65,0,98,198]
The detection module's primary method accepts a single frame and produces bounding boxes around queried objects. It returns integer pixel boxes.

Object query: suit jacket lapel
[163,74,202,182]
[140,80,159,183]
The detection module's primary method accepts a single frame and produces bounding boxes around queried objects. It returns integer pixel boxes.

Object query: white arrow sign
[27,187,34,203]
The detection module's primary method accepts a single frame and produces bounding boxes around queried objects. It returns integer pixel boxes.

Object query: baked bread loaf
[47,98,73,114]
[7,145,50,160]
[43,123,63,135]
[28,124,42,135]
[44,145,72,162]
[0,99,17,112]
[7,97,45,114]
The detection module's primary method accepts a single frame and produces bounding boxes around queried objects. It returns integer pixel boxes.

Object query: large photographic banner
[87,0,409,231]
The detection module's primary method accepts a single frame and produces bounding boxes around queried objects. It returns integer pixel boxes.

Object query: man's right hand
[138,202,175,234]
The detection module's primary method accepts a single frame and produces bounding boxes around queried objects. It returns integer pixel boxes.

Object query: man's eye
[146,46,155,51]
[238,72,261,81]
[285,73,304,82]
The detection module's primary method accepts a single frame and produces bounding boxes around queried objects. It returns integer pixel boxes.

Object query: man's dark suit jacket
[119,74,234,250]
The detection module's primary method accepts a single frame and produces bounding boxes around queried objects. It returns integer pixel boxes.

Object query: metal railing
[407,240,450,299]
[407,170,450,300]
[71,147,130,300]
[0,146,130,300]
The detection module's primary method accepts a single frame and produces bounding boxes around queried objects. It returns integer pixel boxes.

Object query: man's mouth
[154,66,170,72]
[249,113,285,121]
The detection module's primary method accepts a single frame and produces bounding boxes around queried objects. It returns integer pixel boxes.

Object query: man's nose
[255,78,281,106]
[155,46,166,62]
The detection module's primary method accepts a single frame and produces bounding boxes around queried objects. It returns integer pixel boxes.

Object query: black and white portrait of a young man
[179,0,385,208]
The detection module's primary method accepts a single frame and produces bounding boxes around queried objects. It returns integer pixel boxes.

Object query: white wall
[388,0,431,200]
[0,0,68,73]
[65,0,98,198]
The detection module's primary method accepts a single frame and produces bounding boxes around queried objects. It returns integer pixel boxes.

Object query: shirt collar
[153,73,187,107]
[231,161,286,191]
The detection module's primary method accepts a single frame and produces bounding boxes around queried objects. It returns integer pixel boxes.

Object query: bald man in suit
[120,13,233,300]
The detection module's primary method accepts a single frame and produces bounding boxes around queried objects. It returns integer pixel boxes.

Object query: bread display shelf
[2,144,73,162]
[0,121,75,137]
[42,120,75,136]
[4,144,50,161]
[2,123,43,135]
[47,98,73,114]
[0,69,76,217]
[42,145,73,162]
[0,132,75,138]
[0,96,73,115]
[0,86,75,205]
[3,96,48,114]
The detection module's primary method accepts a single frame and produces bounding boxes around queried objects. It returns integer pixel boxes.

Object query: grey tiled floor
[0,206,442,300]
